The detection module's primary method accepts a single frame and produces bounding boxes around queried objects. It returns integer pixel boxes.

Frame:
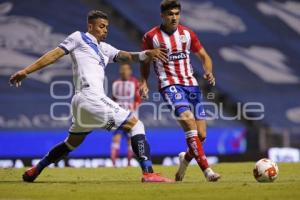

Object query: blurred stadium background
[0,0,299,168]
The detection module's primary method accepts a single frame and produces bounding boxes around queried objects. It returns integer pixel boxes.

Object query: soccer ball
[253,158,279,182]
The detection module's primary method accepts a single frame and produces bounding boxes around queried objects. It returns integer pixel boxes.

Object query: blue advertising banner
[0,127,246,158]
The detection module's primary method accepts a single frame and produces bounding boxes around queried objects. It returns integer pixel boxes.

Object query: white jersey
[59,31,120,96]
[58,31,131,134]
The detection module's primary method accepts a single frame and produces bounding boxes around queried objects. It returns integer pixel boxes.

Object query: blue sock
[131,134,154,173]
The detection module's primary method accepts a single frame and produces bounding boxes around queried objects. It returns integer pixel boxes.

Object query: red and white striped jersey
[112,77,141,111]
[142,24,203,89]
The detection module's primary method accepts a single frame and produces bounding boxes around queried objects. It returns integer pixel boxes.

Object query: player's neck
[87,31,101,44]
[160,24,177,35]
[121,77,130,81]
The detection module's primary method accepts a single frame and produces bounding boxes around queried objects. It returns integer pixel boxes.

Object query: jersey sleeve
[190,30,203,53]
[141,33,153,50]
[58,31,80,54]
[101,43,120,63]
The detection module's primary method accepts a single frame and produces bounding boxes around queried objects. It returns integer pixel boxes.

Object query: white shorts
[69,91,131,134]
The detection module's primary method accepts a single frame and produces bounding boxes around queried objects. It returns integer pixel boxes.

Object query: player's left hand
[146,48,168,63]
[203,72,215,86]
[9,70,27,87]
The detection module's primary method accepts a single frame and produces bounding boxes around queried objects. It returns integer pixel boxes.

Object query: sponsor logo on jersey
[104,119,116,131]
[169,52,187,61]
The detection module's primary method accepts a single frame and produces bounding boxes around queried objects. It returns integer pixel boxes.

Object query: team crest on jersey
[180,35,187,43]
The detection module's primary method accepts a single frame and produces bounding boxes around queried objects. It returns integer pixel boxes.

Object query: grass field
[0,162,300,200]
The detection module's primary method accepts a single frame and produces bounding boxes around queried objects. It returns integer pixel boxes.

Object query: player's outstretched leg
[176,111,220,182]
[125,118,173,183]
[22,134,85,182]
[184,131,220,182]
[175,137,209,181]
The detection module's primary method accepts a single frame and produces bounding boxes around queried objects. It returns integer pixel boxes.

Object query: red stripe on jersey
[112,78,141,111]
[142,27,163,89]
[169,34,185,85]
[157,30,175,85]
[153,61,162,89]
[178,26,193,86]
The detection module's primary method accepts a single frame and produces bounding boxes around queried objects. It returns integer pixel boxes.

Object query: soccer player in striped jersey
[111,64,141,166]
[140,0,221,182]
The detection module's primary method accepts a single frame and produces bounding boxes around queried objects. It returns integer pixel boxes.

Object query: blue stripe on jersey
[80,32,105,67]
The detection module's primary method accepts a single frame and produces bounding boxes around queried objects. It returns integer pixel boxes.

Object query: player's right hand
[9,70,27,87]
[203,72,216,86]
[139,81,149,100]
[146,48,168,63]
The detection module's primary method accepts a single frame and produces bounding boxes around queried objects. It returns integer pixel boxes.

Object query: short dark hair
[87,10,108,23]
[160,0,181,13]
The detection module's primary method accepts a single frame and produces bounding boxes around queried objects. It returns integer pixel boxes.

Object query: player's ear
[87,23,92,31]
[160,13,164,19]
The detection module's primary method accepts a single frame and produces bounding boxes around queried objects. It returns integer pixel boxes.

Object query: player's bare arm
[139,60,151,99]
[115,48,168,64]
[9,47,65,87]
[195,48,215,86]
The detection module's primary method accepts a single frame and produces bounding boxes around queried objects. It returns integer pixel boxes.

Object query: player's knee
[128,120,145,137]
[64,140,77,150]
[65,134,86,149]
[178,111,197,131]
[122,116,138,133]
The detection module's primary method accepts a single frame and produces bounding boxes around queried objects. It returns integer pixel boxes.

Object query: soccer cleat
[141,173,174,183]
[22,166,41,182]
[175,152,189,181]
[204,168,221,182]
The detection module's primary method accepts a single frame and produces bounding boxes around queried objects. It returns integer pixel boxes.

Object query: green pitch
[0,162,299,200]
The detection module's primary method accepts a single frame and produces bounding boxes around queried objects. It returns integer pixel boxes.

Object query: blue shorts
[112,129,129,138]
[160,85,206,120]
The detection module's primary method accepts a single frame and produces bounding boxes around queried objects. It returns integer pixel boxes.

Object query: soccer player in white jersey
[9,10,172,183]
[110,64,141,166]
[140,0,221,182]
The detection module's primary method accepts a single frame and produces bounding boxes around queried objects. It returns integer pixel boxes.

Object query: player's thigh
[160,85,191,119]
[72,94,131,131]
[177,110,197,132]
